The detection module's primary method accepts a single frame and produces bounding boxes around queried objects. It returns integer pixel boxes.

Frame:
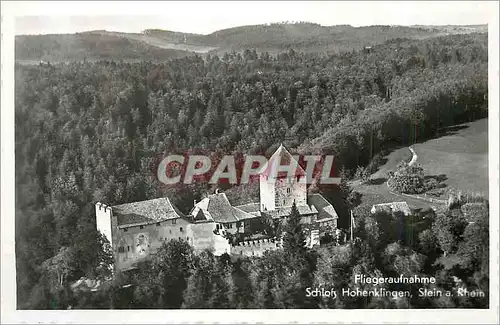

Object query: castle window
[156,222,161,226]
[118,246,125,253]
[283,199,286,205]
[140,225,144,229]
[180,227,183,232]
[287,188,291,193]
[127,246,130,252]
[172,219,177,225]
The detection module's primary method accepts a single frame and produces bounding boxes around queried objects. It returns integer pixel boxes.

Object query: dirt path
[351,146,445,210]
[408,146,418,166]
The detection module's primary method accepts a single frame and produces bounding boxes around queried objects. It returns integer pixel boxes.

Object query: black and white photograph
[1,1,499,324]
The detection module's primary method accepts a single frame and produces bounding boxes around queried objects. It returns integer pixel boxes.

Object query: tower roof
[257,144,306,178]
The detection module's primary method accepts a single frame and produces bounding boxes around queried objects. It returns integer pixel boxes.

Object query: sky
[8,1,496,35]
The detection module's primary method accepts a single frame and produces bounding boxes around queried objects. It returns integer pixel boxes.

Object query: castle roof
[262,204,318,219]
[307,193,339,221]
[112,197,184,226]
[191,193,256,224]
[235,194,338,221]
[235,202,261,216]
[257,144,306,178]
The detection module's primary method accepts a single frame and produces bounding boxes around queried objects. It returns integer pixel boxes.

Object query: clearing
[354,118,488,209]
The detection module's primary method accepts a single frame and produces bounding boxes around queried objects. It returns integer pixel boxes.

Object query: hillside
[143,23,488,54]
[353,118,488,213]
[401,118,487,195]
[15,23,487,62]
[15,32,195,63]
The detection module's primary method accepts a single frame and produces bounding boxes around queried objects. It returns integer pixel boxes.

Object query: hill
[143,23,488,54]
[15,23,487,62]
[15,32,196,63]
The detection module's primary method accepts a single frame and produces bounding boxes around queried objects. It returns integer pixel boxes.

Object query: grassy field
[411,119,488,196]
[355,118,488,209]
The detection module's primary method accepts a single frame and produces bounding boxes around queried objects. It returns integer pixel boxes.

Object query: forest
[15,31,488,309]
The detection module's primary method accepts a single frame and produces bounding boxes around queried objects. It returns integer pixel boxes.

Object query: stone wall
[113,217,191,271]
[230,237,282,257]
[188,222,231,255]
[274,177,307,209]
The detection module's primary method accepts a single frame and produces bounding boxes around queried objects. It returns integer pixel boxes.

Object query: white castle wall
[95,202,114,248]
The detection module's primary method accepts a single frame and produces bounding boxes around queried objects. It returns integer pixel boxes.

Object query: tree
[134,239,195,308]
[207,256,235,308]
[41,246,76,288]
[72,219,113,280]
[417,229,440,270]
[181,250,219,308]
[313,245,353,308]
[231,259,256,308]
[252,250,288,308]
[283,202,307,258]
[387,161,426,194]
[433,209,468,256]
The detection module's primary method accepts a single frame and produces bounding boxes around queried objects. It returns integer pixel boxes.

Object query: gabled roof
[371,201,412,216]
[112,197,184,226]
[192,193,257,224]
[193,209,209,222]
[206,193,237,223]
[233,206,258,220]
[235,202,261,216]
[258,144,306,178]
[262,204,318,219]
[308,193,339,221]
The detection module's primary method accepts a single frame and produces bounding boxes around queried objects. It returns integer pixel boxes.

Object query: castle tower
[95,202,116,247]
[259,144,307,212]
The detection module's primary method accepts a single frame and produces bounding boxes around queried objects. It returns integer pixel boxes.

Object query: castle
[96,145,339,271]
